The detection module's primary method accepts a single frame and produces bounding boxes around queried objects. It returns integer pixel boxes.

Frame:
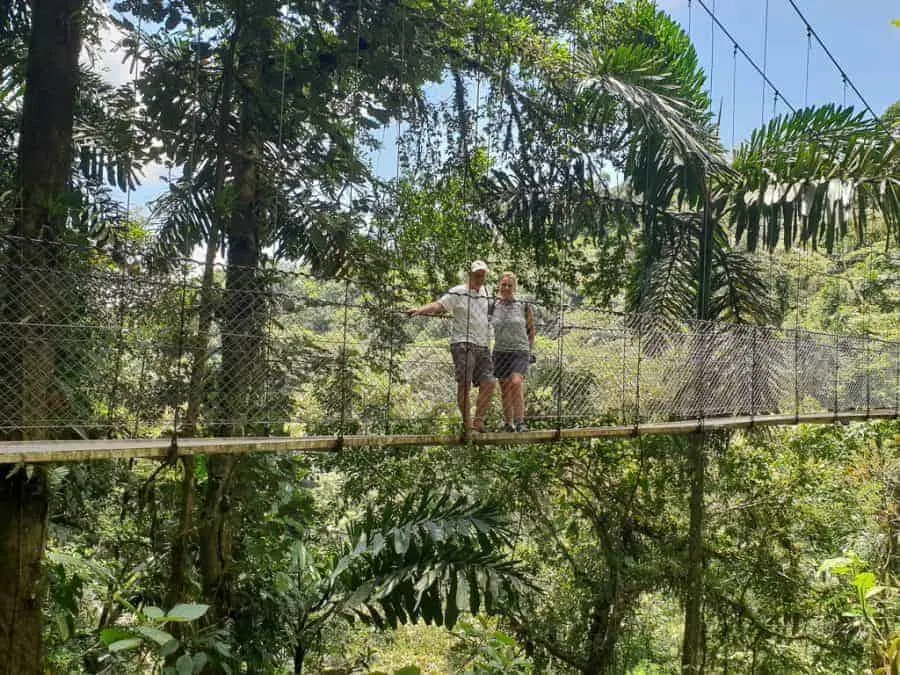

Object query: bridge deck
[1,410,895,464]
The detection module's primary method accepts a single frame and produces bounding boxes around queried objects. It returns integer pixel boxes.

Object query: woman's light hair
[500,271,517,287]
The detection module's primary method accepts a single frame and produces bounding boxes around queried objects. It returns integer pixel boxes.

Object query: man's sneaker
[502,423,516,432]
[515,422,528,432]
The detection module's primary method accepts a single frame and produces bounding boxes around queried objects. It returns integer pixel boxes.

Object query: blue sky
[117,0,899,212]
[656,0,899,148]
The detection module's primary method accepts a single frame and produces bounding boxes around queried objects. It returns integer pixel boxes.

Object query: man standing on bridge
[407,260,496,434]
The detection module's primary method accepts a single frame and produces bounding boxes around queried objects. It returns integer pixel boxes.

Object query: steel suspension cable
[693,0,796,116]
[803,24,811,107]
[730,43,737,149]
[760,0,770,125]
[709,0,716,104]
[782,0,897,139]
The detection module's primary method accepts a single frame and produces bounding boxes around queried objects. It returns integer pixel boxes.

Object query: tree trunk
[165,456,195,609]
[167,25,238,613]
[183,19,237,435]
[681,169,714,674]
[582,546,629,675]
[0,1,82,671]
[0,468,49,675]
[681,434,706,674]
[293,641,306,674]
[582,598,622,675]
[198,15,269,610]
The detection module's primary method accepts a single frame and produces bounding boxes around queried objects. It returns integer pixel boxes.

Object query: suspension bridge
[0,239,896,465]
[1,0,898,465]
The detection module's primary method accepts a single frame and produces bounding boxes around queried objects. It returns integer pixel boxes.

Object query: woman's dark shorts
[493,350,530,380]
[450,342,495,385]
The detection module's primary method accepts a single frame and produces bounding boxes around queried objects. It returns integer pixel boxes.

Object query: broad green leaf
[109,637,143,652]
[160,639,180,658]
[192,653,209,671]
[165,603,210,623]
[853,572,878,597]
[137,625,175,646]
[345,580,375,608]
[176,653,194,675]
[491,631,517,647]
[100,628,133,646]
[143,605,165,620]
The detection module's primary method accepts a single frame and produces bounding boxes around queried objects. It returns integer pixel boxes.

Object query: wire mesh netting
[1,236,897,440]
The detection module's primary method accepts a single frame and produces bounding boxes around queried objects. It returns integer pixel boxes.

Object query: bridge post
[634,316,643,428]
[619,320,628,425]
[864,333,871,418]
[833,332,839,414]
[750,326,757,420]
[793,327,800,422]
[894,340,899,418]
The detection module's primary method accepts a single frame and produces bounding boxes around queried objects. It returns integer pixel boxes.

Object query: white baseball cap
[470,260,489,273]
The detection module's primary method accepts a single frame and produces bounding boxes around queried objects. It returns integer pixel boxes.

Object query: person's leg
[511,373,526,424]
[474,377,495,430]
[499,380,514,427]
[470,347,495,432]
[452,344,475,430]
[457,381,471,429]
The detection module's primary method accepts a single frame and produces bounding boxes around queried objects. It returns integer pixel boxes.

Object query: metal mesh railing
[1,237,897,440]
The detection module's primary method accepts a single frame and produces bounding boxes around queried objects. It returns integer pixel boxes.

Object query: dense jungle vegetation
[0,0,898,673]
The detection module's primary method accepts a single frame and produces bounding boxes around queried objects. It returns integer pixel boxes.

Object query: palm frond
[320,489,531,629]
[726,104,900,251]
[576,44,729,175]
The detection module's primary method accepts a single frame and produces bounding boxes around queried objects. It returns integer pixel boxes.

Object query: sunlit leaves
[726,105,900,252]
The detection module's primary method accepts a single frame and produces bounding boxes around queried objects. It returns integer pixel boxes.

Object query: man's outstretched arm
[407,301,445,317]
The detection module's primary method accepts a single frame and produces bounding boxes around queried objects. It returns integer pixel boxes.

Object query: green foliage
[727,105,900,252]
[450,617,534,673]
[97,602,233,675]
[818,552,900,673]
[325,490,532,630]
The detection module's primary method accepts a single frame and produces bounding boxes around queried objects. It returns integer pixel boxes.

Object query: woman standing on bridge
[491,271,535,432]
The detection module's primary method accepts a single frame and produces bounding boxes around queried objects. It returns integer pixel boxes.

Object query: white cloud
[82,2,132,87]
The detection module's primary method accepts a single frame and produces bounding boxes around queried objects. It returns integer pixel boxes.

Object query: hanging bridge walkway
[0,241,897,464]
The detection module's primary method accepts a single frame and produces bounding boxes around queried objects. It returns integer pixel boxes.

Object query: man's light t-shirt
[439,284,491,347]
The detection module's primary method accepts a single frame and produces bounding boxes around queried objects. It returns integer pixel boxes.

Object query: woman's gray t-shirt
[492,300,530,352]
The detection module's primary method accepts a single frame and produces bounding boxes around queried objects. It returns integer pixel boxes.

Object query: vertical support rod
[833,332,839,414]
[172,266,189,442]
[620,320,628,424]
[339,279,351,437]
[634,317,643,427]
[793,327,800,422]
[894,340,899,418]
[132,347,149,438]
[384,287,397,436]
[106,265,130,436]
[555,288,564,435]
[750,326,757,419]
[262,289,272,436]
[864,334,871,417]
